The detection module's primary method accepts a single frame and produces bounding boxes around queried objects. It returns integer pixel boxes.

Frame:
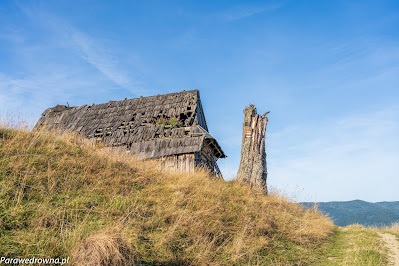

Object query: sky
[0,0,398,202]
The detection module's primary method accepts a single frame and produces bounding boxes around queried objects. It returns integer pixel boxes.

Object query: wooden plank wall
[198,146,223,178]
[158,153,196,173]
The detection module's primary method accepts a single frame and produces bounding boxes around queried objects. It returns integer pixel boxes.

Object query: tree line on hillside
[301,200,399,227]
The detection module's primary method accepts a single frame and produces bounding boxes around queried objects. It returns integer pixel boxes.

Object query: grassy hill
[1,125,395,265]
[301,200,399,227]
[0,126,338,265]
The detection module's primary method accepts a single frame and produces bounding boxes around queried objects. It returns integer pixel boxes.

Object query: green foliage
[154,116,181,126]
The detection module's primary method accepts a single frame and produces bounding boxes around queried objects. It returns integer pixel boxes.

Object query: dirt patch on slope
[379,233,399,265]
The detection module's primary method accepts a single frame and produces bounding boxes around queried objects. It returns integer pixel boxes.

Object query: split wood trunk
[236,105,268,193]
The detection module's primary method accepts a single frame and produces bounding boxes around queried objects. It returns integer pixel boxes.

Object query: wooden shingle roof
[35,90,226,159]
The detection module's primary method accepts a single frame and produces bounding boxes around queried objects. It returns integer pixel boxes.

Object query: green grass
[309,225,388,265]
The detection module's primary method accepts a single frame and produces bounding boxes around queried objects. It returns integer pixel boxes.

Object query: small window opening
[179,113,187,121]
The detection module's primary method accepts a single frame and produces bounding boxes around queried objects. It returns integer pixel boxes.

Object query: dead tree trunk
[236,104,269,193]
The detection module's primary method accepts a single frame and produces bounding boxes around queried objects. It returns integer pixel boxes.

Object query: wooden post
[236,104,269,193]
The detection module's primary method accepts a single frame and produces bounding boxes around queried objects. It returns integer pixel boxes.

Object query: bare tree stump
[236,104,269,193]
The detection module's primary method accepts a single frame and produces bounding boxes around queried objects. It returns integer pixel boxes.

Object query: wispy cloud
[0,68,99,120]
[68,30,134,90]
[0,27,26,43]
[220,2,284,21]
[15,2,144,94]
[0,2,149,120]
[267,107,399,202]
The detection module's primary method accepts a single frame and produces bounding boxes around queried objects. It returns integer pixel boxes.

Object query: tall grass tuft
[72,226,134,266]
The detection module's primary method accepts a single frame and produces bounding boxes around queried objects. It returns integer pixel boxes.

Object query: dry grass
[0,124,334,265]
[72,226,134,266]
[375,222,399,235]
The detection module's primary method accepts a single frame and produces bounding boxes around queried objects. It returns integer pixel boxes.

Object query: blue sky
[1,0,398,202]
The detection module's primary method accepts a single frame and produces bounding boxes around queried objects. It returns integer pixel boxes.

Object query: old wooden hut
[35,90,226,177]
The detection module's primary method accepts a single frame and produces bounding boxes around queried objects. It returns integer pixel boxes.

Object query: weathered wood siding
[158,154,196,173]
[198,145,223,178]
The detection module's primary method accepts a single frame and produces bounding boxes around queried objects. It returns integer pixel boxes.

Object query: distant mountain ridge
[301,200,399,227]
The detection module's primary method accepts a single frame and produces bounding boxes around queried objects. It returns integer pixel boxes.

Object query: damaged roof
[35,90,226,159]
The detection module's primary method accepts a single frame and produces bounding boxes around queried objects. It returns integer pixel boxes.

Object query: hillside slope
[301,200,399,227]
[0,126,336,265]
[376,201,399,212]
